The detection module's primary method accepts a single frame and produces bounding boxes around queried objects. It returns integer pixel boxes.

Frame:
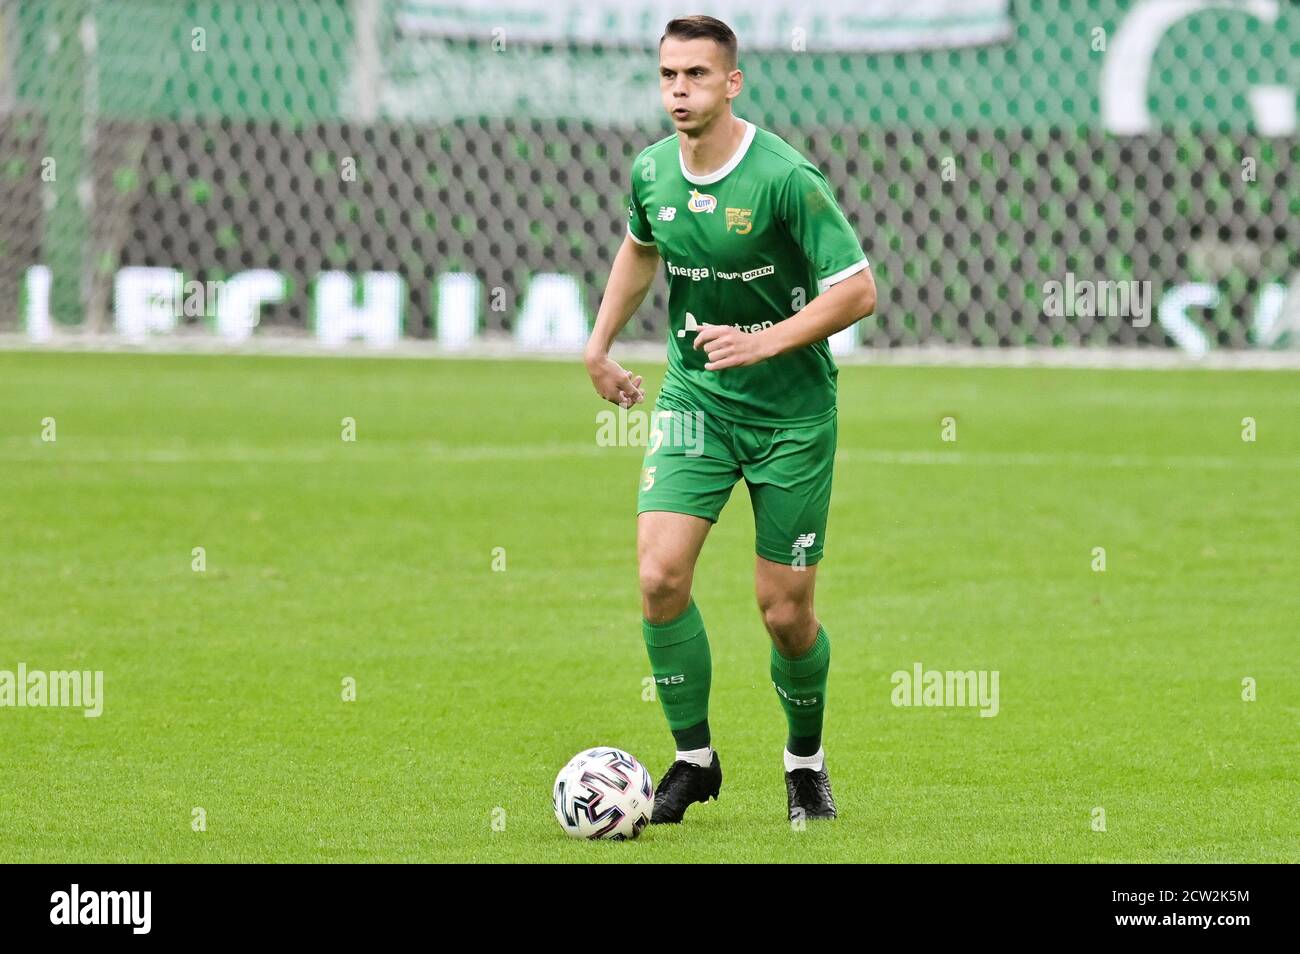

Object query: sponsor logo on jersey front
[687,189,717,213]
[657,206,677,221]
[725,207,753,234]
[676,311,773,337]
[714,265,775,282]
[667,260,774,283]
[666,261,711,281]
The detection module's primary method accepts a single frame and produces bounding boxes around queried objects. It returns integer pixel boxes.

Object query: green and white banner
[394,0,1012,51]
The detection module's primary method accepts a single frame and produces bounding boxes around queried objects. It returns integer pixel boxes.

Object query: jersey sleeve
[778,163,869,293]
[626,160,655,246]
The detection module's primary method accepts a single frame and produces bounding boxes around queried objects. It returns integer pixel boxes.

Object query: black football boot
[649,751,722,824]
[785,761,837,821]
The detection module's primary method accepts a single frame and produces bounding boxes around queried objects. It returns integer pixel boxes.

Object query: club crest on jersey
[687,189,717,213]
[725,207,753,234]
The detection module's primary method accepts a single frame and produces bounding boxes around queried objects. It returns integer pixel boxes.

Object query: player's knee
[759,597,812,642]
[638,558,690,605]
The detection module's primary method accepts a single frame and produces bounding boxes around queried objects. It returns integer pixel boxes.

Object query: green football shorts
[635,394,838,566]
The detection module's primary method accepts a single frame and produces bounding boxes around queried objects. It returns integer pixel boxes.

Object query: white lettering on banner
[314,271,405,347]
[514,272,589,349]
[114,267,181,341]
[216,270,287,342]
[29,263,1300,357]
[24,265,52,342]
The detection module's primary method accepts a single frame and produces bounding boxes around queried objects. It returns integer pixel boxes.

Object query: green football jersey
[626,118,869,427]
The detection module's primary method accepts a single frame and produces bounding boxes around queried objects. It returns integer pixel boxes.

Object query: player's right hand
[585,354,645,408]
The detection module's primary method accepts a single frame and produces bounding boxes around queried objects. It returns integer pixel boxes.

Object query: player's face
[658,37,741,133]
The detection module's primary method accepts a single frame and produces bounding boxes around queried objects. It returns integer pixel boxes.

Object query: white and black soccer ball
[552,747,654,840]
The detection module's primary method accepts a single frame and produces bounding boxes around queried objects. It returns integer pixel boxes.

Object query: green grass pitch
[0,350,1295,862]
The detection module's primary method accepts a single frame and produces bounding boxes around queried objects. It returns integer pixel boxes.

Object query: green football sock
[770,625,830,757]
[642,596,712,751]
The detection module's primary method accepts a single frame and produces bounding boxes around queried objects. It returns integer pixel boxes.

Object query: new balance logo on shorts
[793,533,816,549]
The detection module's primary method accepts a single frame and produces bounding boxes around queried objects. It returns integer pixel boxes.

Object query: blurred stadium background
[1,0,1297,357]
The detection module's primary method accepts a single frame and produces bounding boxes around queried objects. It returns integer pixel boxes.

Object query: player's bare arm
[584,233,660,407]
[693,269,877,370]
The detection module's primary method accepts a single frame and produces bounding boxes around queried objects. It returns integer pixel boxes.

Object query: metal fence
[1,0,1297,354]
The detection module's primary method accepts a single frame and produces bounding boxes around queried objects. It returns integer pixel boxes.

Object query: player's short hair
[660,15,738,70]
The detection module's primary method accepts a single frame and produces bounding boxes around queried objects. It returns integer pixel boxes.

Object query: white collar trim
[679,119,756,185]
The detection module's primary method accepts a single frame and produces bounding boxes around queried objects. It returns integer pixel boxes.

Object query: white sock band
[675,745,713,768]
[784,746,825,773]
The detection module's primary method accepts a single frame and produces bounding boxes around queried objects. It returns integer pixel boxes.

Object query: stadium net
[0,0,1296,357]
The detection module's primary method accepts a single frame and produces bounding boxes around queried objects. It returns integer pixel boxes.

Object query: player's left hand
[693,323,774,371]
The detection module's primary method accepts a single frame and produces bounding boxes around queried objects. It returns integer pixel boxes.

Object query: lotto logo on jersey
[687,189,717,213]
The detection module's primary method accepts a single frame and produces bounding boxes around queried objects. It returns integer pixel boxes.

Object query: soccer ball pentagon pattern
[553,747,654,840]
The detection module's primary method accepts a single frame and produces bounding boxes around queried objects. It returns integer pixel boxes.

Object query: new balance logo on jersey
[657,206,677,221]
[793,532,816,549]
